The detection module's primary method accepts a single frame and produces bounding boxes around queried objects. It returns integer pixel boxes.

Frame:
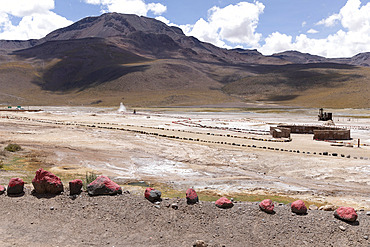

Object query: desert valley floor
[0,106,369,209]
[0,106,370,246]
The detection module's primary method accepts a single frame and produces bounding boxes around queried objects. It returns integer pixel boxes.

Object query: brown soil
[0,188,369,247]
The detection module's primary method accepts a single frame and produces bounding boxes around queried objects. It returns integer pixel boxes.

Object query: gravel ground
[0,188,369,247]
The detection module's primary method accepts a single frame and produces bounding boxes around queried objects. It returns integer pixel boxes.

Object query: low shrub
[4,144,21,152]
[83,171,98,190]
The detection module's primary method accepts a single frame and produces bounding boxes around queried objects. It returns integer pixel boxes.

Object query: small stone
[0,185,6,195]
[364,236,368,240]
[194,240,208,247]
[291,200,307,214]
[259,199,274,214]
[50,207,54,210]
[154,201,161,205]
[69,179,83,195]
[171,203,178,210]
[186,188,199,204]
[309,205,318,210]
[319,205,336,211]
[334,207,358,222]
[154,205,160,209]
[215,197,233,209]
[366,211,370,216]
[339,226,346,231]
[7,178,24,195]
[145,188,161,202]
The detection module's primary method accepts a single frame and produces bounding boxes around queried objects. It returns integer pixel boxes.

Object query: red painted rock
[87,175,122,196]
[259,199,274,213]
[7,178,24,195]
[144,188,162,202]
[186,188,199,204]
[291,200,307,214]
[69,179,83,195]
[215,197,234,209]
[32,168,64,194]
[0,185,6,195]
[334,207,358,222]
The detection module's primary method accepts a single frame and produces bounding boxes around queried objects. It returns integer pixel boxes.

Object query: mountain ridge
[0,12,369,108]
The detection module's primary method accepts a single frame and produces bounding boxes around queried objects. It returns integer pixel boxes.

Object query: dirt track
[0,189,369,247]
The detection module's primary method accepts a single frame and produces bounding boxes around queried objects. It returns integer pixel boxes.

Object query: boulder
[144,188,161,202]
[7,178,24,195]
[334,207,358,222]
[0,185,6,195]
[291,200,307,214]
[215,197,234,209]
[259,199,274,213]
[87,175,122,196]
[32,168,64,194]
[69,179,83,195]
[186,188,199,204]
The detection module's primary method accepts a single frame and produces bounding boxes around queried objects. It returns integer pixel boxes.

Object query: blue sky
[1,0,370,58]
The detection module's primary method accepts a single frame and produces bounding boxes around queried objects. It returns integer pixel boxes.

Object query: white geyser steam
[118,102,127,112]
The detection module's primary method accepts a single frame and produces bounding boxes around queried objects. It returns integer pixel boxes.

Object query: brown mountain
[0,13,369,108]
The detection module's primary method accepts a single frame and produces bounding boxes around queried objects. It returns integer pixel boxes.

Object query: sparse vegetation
[4,144,22,152]
[84,171,97,189]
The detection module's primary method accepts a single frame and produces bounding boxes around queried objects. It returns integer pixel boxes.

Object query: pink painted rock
[32,168,64,194]
[259,199,274,213]
[0,185,6,195]
[291,200,307,214]
[186,188,199,204]
[144,187,162,202]
[69,179,83,195]
[215,197,234,209]
[87,175,122,196]
[7,178,24,195]
[334,207,358,222]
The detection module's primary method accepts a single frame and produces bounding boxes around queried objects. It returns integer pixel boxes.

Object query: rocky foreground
[0,187,369,247]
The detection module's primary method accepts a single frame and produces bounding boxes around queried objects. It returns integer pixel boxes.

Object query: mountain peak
[42,12,184,42]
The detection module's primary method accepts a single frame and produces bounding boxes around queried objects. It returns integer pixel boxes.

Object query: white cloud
[0,12,72,40]
[0,0,54,17]
[0,0,72,40]
[260,0,370,58]
[84,0,167,16]
[307,28,318,34]
[317,13,341,27]
[184,2,264,48]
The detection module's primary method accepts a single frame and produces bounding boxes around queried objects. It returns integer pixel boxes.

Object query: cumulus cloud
[184,2,264,48]
[84,0,167,16]
[0,0,54,16]
[260,0,370,58]
[0,0,72,40]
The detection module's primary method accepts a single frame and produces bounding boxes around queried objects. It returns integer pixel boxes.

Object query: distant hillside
[0,13,369,108]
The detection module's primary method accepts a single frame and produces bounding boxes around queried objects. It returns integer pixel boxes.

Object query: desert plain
[0,105,369,209]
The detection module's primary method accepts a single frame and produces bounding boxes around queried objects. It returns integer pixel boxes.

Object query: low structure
[313,129,351,140]
[278,125,339,134]
[270,127,291,138]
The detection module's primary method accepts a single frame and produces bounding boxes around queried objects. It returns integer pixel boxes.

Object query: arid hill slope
[0,13,369,108]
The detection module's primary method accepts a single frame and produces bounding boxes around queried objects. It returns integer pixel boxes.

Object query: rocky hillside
[0,13,369,108]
